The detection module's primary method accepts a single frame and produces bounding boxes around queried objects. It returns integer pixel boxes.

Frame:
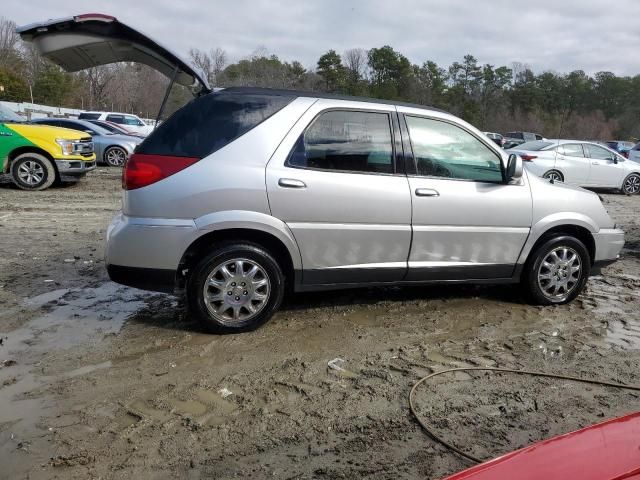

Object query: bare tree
[189,47,227,87]
[343,48,367,80]
[0,17,20,68]
[84,65,116,110]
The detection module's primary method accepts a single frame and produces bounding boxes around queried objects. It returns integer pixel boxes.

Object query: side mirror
[506,154,523,183]
[614,157,619,164]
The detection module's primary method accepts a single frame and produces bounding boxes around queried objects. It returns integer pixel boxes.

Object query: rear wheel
[104,146,127,167]
[543,170,563,183]
[523,236,590,305]
[622,173,640,195]
[187,243,285,333]
[10,152,56,191]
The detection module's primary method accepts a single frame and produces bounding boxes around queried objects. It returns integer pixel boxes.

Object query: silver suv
[20,14,625,333]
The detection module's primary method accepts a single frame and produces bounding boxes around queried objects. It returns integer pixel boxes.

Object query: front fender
[516,212,599,264]
[194,210,303,271]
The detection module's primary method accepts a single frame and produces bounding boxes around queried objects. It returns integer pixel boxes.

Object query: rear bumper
[107,265,175,293]
[592,228,625,271]
[105,212,199,292]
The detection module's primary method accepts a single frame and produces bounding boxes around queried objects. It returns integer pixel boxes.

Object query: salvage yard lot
[1,169,640,479]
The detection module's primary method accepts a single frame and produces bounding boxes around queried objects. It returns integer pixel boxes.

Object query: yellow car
[1,104,96,191]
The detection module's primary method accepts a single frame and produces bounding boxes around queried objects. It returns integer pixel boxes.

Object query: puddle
[2,282,154,356]
[0,282,156,475]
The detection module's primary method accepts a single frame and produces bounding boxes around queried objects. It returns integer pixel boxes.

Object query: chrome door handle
[415,188,439,197]
[278,178,307,189]
[592,161,600,165]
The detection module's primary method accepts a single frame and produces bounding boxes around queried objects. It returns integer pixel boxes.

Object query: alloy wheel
[623,174,640,194]
[544,171,563,183]
[17,160,45,186]
[202,258,270,325]
[106,147,127,167]
[537,246,582,301]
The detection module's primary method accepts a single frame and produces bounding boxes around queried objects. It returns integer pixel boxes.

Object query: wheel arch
[518,222,596,275]
[543,168,564,181]
[6,146,59,177]
[103,144,129,161]
[177,214,302,291]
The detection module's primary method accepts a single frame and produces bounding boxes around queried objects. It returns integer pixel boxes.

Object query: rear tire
[522,235,590,305]
[10,153,56,191]
[621,173,640,195]
[543,170,563,183]
[187,242,285,333]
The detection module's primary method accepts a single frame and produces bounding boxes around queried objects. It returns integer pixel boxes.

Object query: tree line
[0,16,638,140]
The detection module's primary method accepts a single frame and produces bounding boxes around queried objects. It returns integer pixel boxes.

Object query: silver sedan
[31,118,142,166]
[509,139,640,194]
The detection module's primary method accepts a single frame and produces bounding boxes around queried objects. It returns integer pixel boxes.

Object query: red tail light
[520,154,537,162]
[123,153,199,190]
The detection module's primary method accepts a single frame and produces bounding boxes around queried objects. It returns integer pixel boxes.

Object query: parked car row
[31,118,142,167]
[78,111,153,136]
[0,103,95,190]
[0,103,145,190]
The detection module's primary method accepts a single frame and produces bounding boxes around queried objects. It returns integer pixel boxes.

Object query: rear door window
[287,110,394,174]
[138,93,294,158]
[557,144,585,157]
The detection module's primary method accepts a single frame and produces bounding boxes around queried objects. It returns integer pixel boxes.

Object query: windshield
[0,104,24,123]
[513,140,553,151]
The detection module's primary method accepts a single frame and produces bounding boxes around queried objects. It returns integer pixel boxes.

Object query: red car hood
[444,412,640,480]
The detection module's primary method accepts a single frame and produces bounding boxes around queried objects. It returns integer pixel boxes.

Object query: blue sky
[5,0,640,75]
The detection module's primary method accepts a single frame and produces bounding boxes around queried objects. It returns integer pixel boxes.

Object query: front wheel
[10,152,56,191]
[522,236,590,305]
[104,146,127,167]
[187,243,285,333]
[622,173,640,195]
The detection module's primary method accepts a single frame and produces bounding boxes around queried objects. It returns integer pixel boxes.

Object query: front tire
[104,146,127,167]
[523,236,590,305]
[10,153,56,191]
[622,173,640,195]
[187,243,285,333]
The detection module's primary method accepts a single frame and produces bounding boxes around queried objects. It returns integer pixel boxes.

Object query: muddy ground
[1,169,639,480]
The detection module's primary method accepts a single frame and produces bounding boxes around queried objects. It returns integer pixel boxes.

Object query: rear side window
[507,132,524,139]
[287,110,394,174]
[78,113,100,120]
[138,93,293,158]
[557,144,585,157]
[106,114,125,124]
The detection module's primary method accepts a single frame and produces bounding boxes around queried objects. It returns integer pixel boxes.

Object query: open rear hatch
[17,13,210,96]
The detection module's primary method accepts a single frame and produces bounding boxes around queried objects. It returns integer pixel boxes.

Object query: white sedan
[509,140,640,194]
